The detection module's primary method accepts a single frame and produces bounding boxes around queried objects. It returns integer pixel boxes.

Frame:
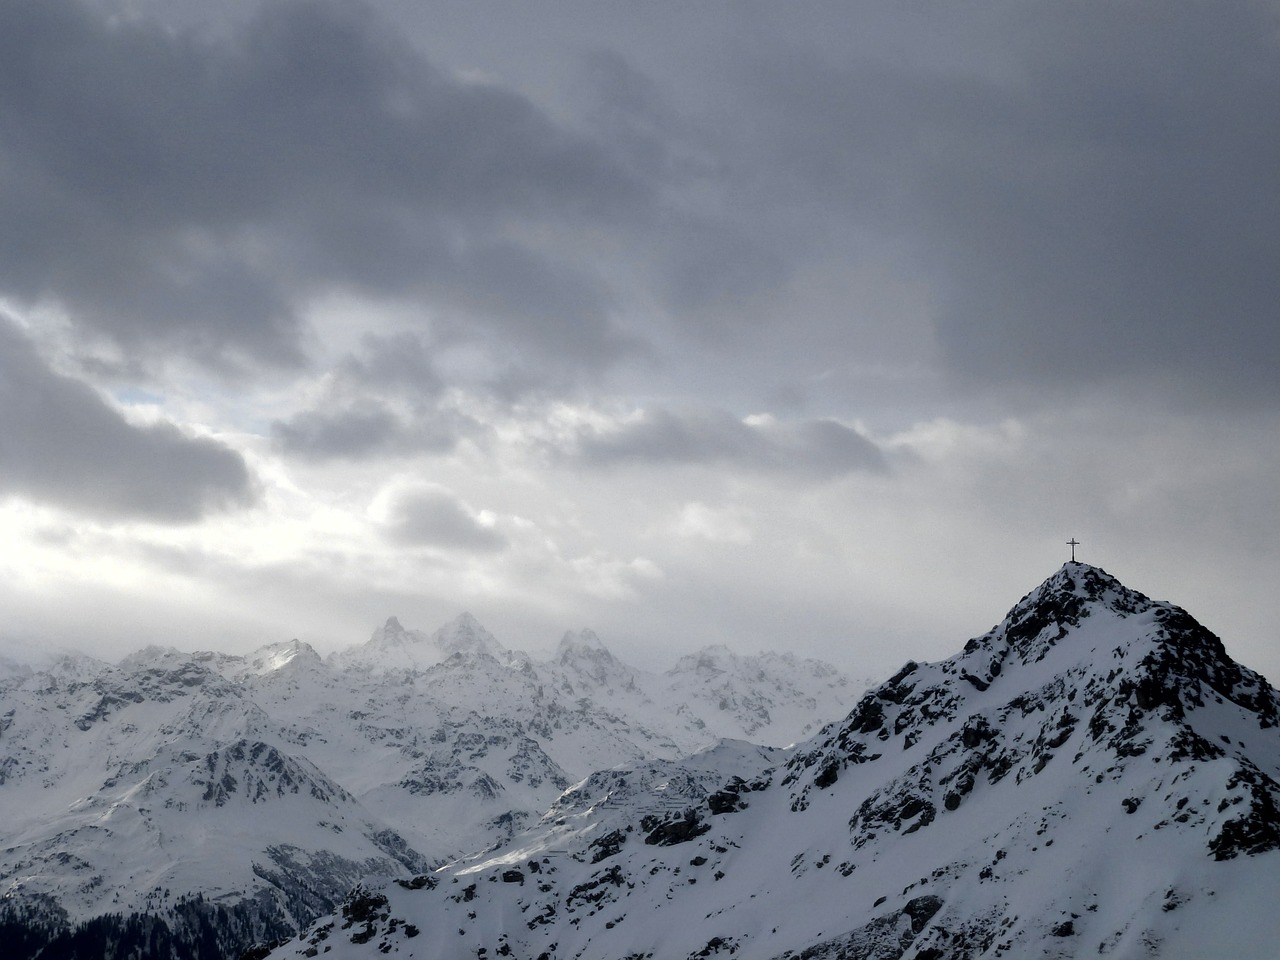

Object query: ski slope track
[259,563,1280,960]
[0,613,857,959]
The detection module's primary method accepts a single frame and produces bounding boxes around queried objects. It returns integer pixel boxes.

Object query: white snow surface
[258,563,1280,960]
[0,612,860,937]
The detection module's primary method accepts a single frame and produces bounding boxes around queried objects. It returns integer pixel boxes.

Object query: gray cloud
[0,316,256,521]
[337,333,445,396]
[272,403,404,461]
[0,0,645,373]
[381,484,507,552]
[271,330,485,460]
[740,2,1280,405]
[569,48,796,334]
[272,402,481,461]
[571,407,886,477]
[6,0,1275,414]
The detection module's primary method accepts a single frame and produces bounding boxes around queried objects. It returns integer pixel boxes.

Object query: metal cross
[1067,538,1080,562]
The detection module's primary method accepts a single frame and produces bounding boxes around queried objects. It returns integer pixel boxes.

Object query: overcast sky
[1,0,1277,681]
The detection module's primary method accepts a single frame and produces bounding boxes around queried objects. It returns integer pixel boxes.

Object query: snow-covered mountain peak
[955,562,1270,715]
[0,639,100,680]
[17,651,109,686]
[241,638,323,676]
[369,615,426,648]
[784,563,1280,851]
[111,645,229,695]
[667,643,745,678]
[116,643,189,670]
[555,627,610,661]
[954,561,1151,672]
[555,628,635,691]
[431,612,506,659]
[328,616,439,671]
[1013,559,1146,612]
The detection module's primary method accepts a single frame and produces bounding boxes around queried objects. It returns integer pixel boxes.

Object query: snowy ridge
[0,649,427,946]
[260,563,1280,960]
[0,615,860,960]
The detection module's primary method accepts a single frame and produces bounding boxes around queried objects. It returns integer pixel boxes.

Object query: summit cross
[1067,538,1080,562]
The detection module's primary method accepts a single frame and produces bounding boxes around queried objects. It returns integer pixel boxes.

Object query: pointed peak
[368,616,419,647]
[556,628,612,662]
[1018,562,1150,616]
[433,612,506,658]
[329,616,435,671]
[956,563,1155,670]
[243,638,323,675]
[1045,560,1119,592]
[555,629,634,689]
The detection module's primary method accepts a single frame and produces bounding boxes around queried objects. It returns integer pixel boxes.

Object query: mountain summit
[431,611,507,659]
[785,562,1280,858]
[265,563,1280,960]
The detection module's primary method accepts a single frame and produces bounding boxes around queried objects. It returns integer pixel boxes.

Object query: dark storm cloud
[8,0,1272,412]
[571,407,886,477]
[745,2,1280,404]
[570,48,793,328]
[381,485,507,552]
[0,0,644,371]
[0,317,256,521]
[272,402,481,461]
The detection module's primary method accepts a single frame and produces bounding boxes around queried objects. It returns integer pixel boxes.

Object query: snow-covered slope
[0,615,859,960]
[664,644,849,744]
[328,613,511,673]
[261,563,1280,960]
[0,646,428,952]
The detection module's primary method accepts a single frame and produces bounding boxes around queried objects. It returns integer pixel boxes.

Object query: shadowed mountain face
[261,563,1280,960]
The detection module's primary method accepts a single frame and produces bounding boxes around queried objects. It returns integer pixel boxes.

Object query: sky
[0,0,1277,681]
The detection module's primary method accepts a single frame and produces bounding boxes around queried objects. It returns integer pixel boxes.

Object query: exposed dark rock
[1210,764,1280,860]
[783,895,943,959]
[566,865,628,911]
[395,874,438,891]
[708,788,747,815]
[644,810,711,846]
[812,759,840,790]
[590,829,628,862]
[340,890,388,926]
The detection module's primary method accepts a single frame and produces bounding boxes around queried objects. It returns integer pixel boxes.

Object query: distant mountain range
[255,563,1280,960]
[0,612,858,960]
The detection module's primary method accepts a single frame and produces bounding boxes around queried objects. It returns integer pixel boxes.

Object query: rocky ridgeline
[782,563,1280,861]
[260,563,1280,960]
